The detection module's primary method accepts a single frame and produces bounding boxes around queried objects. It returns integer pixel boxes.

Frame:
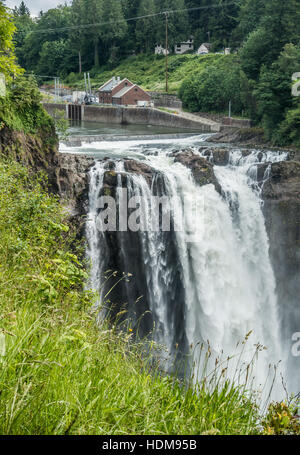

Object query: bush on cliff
[0,75,54,134]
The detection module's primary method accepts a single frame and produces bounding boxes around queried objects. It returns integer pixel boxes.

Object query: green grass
[64,53,233,95]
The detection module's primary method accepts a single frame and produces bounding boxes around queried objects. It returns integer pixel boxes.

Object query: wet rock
[210,127,267,146]
[174,150,221,193]
[202,148,230,166]
[124,159,154,186]
[57,154,94,201]
[263,161,300,202]
[256,163,270,182]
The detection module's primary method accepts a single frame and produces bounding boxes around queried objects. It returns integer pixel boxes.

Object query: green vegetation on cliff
[0,75,54,134]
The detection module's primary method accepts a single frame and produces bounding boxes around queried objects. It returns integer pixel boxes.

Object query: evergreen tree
[240,0,300,79]
[135,0,157,53]
[69,0,85,72]
[100,0,127,66]
[82,0,103,67]
[155,0,190,50]
[207,0,240,50]
[15,1,30,16]
[234,0,266,43]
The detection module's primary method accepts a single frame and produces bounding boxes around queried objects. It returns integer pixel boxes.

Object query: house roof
[98,78,116,92]
[98,77,133,93]
[200,43,212,49]
[112,85,136,99]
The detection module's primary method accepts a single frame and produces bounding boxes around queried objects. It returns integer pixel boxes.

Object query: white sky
[5,0,71,16]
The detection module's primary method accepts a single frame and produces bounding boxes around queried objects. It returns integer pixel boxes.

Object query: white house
[174,38,194,55]
[196,43,212,55]
[155,45,170,56]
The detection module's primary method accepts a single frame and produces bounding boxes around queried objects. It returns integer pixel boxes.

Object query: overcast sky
[6,0,70,16]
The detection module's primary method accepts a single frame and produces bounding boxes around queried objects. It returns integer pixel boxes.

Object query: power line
[29,2,237,34]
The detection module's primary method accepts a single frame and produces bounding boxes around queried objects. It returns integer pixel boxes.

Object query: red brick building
[97,77,150,106]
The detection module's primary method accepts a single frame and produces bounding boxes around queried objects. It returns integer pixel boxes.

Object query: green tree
[135,0,157,53]
[155,0,190,50]
[207,0,240,50]
[0,2,23,81]
[69,0,85,73]
[14,1,30,16]
[254,44,300,143]
[13,3,35,68]
[100,0,127,66]
[240,0,300,80]
[19,5,71,73]
[82,0,103,68]
[37,39,70,77]
[179,58,249,114]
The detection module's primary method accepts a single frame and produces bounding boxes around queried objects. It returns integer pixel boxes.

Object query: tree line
[11,0,243,76]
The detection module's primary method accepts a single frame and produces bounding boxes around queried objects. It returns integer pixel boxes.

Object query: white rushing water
[83,135,289,399]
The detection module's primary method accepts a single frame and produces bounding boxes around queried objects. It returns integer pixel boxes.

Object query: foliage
[253,44,300,144]
[262,401,300,435]
[0,75,54,133]
[277,105,300,147]
[0,2,23,81]
[179,57,250,114]
[53,108,69,140]
[12,0,242,76]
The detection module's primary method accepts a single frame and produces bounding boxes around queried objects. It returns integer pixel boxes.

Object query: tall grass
[0,155,288,435]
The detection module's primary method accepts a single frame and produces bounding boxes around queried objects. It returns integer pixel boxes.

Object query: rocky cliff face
[0,125,60,192]
[262,160,300,347]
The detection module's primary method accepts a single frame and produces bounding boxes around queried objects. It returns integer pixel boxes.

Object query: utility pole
[164,11,169,93]
[79,51,82,74]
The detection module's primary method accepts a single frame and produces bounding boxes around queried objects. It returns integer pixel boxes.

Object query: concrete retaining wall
[222,117,252,128]
[148,91,183,110]
[43,103,220,132]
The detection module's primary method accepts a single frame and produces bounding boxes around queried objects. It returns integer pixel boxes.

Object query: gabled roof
[98,78,116,92]
[98,77,133,93]
[113,84,137,99]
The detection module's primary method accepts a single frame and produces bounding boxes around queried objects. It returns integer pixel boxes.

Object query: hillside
[64,53,232,94]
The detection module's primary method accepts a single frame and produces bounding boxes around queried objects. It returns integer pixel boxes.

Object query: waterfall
[85,138,289,398]
[85,161,108,309]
